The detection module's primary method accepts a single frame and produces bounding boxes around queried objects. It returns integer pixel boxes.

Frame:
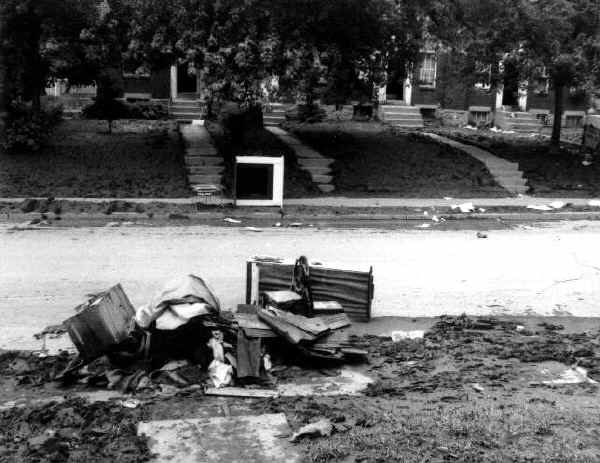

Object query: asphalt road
[2,220,600,349]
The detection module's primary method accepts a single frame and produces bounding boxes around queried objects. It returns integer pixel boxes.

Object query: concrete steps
[179,124,224,195]
[169,100,205,121]
[263,103,290,126]
[265,126,336,193]
[380,105,424,129]
[495,111,543,132]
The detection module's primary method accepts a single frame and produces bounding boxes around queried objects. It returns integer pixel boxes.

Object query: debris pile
[29,257,369,394]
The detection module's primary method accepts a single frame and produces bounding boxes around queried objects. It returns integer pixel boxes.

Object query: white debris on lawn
[526,205,553,211]
[543,366,598,385]
[549,201,565,209]
[416,223,431,229]
[451,202,475,213]
[588,199,600,207]
[391,330,425,341]
[224,217,242,223]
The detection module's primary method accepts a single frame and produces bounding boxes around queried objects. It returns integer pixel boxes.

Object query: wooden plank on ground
[205,387,278,398]
[316,313,351,331]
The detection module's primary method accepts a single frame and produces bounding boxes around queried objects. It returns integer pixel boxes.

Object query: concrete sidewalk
[1,195,599,208]
[283,196,599,208]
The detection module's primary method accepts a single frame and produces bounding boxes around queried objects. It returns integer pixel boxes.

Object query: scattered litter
[526,204,553,211]
[207,360,234,388]
[588,199,600,207]
[516,325,525,331]
[451,202,474,213]
[549,201,565,209]
[119,398,141,408]
[478,208,486,213]
[224,218,242,223]
[423,211,429,216]
[289,222,303,227]
[274,222,282,227]
[431,215,439,222]
[471,383,485,393]
[416,223,431,229]
[391,330,424,341]
[582,160,592,166]
[476,232,488,239]
[290,418,333,442]
[443,197,453,200]
[243,226,263,232]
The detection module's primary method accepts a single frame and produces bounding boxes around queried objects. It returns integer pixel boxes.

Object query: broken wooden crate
[64,284,135,361]
[246,257,374,321]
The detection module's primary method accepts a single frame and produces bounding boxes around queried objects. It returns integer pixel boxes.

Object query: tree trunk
[551,85,564,146]
[0,6,6,140]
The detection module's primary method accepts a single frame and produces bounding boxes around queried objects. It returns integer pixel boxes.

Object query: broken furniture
[234,156,284,207]
[246,256,374,321]
[64,284,135,361]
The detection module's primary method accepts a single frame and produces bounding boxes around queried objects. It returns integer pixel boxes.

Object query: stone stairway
[179,124,224,194]
[169,100,205,122]
[423,133,529,195]
[265,126,335,193]
[379,104,424,129]
[494,110,543,132]
[263,103,289,126]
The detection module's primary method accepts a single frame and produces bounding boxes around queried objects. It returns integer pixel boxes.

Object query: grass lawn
[287,122,507,197]
[434,127,598,197]
[0,119,192,198]
[205,121,318,198]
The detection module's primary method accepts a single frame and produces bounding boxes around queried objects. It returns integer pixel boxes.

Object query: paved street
[2,220,600,349]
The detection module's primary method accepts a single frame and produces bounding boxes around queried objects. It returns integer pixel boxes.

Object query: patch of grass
[288,122,507,197]
[286,394,600,463]
[0,120,192,198]
[205,121,318,198]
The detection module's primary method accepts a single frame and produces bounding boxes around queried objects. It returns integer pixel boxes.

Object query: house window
[474,62,491,90]
[418,52,436,87]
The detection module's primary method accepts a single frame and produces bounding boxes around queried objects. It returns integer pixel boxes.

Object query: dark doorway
[502,60,519,107]
[235,164,274,200]
[177,63,197,94]
[386,70,404,101]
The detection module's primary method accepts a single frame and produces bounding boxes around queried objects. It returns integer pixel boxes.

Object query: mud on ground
[2,315,600,462]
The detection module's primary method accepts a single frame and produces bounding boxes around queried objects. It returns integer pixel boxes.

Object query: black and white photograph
[1,0,600,461]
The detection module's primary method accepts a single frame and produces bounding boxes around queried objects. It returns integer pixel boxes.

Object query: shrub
[287,104,326,123]
[82,101,168,122]
[2,103,63,153]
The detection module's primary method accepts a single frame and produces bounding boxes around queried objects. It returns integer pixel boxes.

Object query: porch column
[377,84,387,104]
[404,77,412,106]
[495,84,504,110]
[170,65,177,100]
[518,81,528,112]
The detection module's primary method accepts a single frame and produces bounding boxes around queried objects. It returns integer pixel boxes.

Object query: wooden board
[258,309,316,345]
[262,306,330,336]
[247,260,374,321]
[316,313,351,331]
[205,387,278,398]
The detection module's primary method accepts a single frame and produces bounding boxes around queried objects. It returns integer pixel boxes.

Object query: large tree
[518,0,600,144]
[2,0,97,113]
